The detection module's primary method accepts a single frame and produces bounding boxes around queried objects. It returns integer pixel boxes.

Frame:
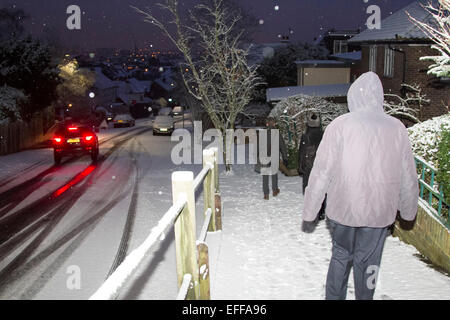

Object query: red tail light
[68,127,78,131]
[53,137,63,144]
[84,135,94,142]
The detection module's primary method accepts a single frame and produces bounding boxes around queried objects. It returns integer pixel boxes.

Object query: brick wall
[359,44,450,122]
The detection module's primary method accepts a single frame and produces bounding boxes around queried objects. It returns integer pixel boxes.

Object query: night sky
[1,0,416,51]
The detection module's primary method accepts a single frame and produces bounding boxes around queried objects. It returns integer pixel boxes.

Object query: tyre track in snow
[0,166,135,298]
[0,126,145,215]
[0,135,155,298]
[0,129,153,297]
[106,139,140,278]
[0,127,153,248]
[106,135,156,278]
[0,160,46,188]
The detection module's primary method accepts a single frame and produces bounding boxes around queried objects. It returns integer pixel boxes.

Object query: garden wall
[393,200,450,274]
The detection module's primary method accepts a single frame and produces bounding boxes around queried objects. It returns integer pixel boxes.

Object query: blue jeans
[326,220,389,300]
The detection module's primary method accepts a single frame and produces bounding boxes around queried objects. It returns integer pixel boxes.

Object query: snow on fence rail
[89,147,222,300]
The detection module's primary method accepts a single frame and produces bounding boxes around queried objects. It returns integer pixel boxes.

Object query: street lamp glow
[89,92,95,99]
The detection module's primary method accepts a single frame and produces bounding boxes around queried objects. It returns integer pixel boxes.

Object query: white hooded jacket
[303,72,419,228]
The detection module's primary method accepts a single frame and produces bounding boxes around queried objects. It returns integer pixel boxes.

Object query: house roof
[266,83,351,103]
[348,0,436,44]
[93,67,117,90]
[295,60,350,68]
[313,29,360,45]
[128,78,147,94]
[330,51,362,61]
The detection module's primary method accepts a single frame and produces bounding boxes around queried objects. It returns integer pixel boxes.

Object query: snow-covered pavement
[207,164,450,300]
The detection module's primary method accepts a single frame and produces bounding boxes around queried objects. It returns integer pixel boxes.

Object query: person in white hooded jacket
[302,71,419,300]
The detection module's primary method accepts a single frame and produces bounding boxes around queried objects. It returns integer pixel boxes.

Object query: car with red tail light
[52,124,99,165]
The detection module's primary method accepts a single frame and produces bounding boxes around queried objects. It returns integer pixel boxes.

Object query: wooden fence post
[172,171,200,300]
[212,148,222,231]
[203,149,216,231]
[197,242,211,300]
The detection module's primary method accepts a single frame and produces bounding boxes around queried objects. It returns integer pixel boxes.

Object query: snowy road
[0,119,203,299]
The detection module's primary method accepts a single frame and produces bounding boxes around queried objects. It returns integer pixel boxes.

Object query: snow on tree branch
[383,83,431,123]
[407,0,450,77]
[269,94,348,149]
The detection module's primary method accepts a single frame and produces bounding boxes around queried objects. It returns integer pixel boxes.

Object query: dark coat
[257,127,288,171]
[298,125,323,192]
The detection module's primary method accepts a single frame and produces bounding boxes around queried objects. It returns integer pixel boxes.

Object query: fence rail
[415,156,449,228]
[90,147,222,300]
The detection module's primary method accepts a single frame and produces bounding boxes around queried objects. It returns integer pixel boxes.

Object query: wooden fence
[0,108,54,155]
[90,147,222,300]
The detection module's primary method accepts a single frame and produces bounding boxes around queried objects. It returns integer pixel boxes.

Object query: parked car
[113,114,135,128]
[153,115,174,135]
[172,106,184,116]
[52,124,99,164]
[106,113,114,123]
[158,107,173,117]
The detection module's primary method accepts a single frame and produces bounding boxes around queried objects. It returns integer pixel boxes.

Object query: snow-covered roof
[330,51,362,61]
[295,60,349,67]
[348,0,436,43]
[139,80,153,93]
[118,93,152,106]
[267,83,351,102]
[154,78,177,92]
[93,67,117,90]
[128,78,147,94]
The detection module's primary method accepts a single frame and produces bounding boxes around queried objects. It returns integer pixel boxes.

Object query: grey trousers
[262,173,278,195]
[326,220,389,300]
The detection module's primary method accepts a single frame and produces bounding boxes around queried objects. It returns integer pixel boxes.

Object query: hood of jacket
[347,71,384,113]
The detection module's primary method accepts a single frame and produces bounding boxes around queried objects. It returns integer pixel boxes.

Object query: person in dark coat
[298,112,326,219]
[261,117,288,200]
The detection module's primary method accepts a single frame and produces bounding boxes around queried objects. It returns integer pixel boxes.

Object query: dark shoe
[273,189,280,197]
[264,194,269,200]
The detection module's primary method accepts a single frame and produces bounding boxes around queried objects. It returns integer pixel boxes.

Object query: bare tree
[384,83,431,123]
[132,0,262,170]
[407,0,449,77]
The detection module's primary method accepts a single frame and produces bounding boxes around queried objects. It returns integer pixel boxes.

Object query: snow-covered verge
[408,113,450,166]
[207,160,450,300]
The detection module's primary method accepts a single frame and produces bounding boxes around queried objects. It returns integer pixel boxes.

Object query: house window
[384,46,395,78]
[369,45,377,72]
[333,40,348,54]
